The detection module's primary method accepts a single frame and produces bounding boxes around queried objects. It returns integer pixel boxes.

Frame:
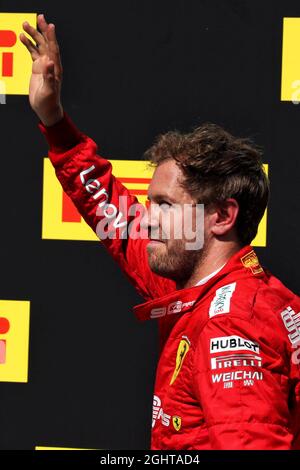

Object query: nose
[140,200,160,233]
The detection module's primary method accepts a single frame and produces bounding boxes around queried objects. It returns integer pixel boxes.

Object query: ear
[209,198,239,237]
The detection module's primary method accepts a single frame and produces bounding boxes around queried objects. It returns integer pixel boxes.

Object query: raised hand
[20,14,64,126]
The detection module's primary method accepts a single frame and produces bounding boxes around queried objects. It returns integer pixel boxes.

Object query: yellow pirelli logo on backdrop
[254,164,268,247]
[42,158,152,241]
[0,13,36,95]
[0,300,30,382]
[281,18,300,101]
[42,158,268,246]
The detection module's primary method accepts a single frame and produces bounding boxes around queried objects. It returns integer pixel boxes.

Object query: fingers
[19,32,39,60]
[22,20,46,49]
[20,15,63,78]
[46,24,60,56]
[37,13,49,37]
[46,23,63,78]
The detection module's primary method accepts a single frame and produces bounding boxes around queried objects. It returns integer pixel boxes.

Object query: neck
[176,240,242,290]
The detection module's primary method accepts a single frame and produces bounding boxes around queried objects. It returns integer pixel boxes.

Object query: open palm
[20,14,63,126]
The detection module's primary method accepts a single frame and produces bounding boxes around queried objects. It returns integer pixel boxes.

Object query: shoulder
[204,273,299,323]
[192,274,300,355]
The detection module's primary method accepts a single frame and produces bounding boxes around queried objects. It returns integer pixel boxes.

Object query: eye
[145,198,172,210]
[158,201,172,210]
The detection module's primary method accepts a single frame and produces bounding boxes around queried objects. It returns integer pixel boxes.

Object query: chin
[149,264,174,279]
[147,255,175,279]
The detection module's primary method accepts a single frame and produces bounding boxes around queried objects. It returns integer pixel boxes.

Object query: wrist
[38,111,83,157]
[38,104,64,127]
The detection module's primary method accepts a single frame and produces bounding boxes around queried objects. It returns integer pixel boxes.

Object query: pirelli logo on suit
[209,335,263,389]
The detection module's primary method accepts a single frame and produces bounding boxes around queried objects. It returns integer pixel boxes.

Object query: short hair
[144,123,269,246]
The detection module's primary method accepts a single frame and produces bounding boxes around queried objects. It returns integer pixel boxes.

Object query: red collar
[134,245,265,322]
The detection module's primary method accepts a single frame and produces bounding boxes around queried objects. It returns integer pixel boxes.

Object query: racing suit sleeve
[38,113,176,301]
[193,314,295,450]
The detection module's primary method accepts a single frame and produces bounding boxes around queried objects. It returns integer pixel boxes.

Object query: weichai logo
[0,300,30,382]
[0,13,36,95]
[42,158,268,246]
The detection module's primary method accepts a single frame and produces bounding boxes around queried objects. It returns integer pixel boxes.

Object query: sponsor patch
[210,353,262,370]
[152,395,171,428]
[209,282,236,318]
[172,416,182,432]
[210,335,260,354]
[150,300,196,319]
[211,370,263,389]
[281,305,300,346]
[170,336,190,385]
[240,250,264,275]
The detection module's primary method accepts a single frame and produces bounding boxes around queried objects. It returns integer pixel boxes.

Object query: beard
[147,238,205,284]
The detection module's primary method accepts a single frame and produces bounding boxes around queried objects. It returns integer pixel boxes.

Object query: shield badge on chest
[172,415,182,432]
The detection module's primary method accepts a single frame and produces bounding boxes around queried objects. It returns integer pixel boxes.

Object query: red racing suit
[39,114,300,450]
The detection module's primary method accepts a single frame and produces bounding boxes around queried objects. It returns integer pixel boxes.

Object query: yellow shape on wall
[42,158,152,241]
[252,164,268,247]
[0,13,36,95]
[281,17,300,101]
[35,446,97,450]
[42,158,268,247]
[0,300,30,382]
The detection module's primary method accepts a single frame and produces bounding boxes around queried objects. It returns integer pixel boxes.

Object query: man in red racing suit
[37,114,300,450]
[21,14,300,450]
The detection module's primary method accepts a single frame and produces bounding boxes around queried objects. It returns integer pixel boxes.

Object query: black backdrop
[0,0,299,450]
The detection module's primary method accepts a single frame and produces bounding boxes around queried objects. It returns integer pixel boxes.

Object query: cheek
[161,210,184,239]
[166,238,185,254]
[203,213,213,236]
[188,205,209,238]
